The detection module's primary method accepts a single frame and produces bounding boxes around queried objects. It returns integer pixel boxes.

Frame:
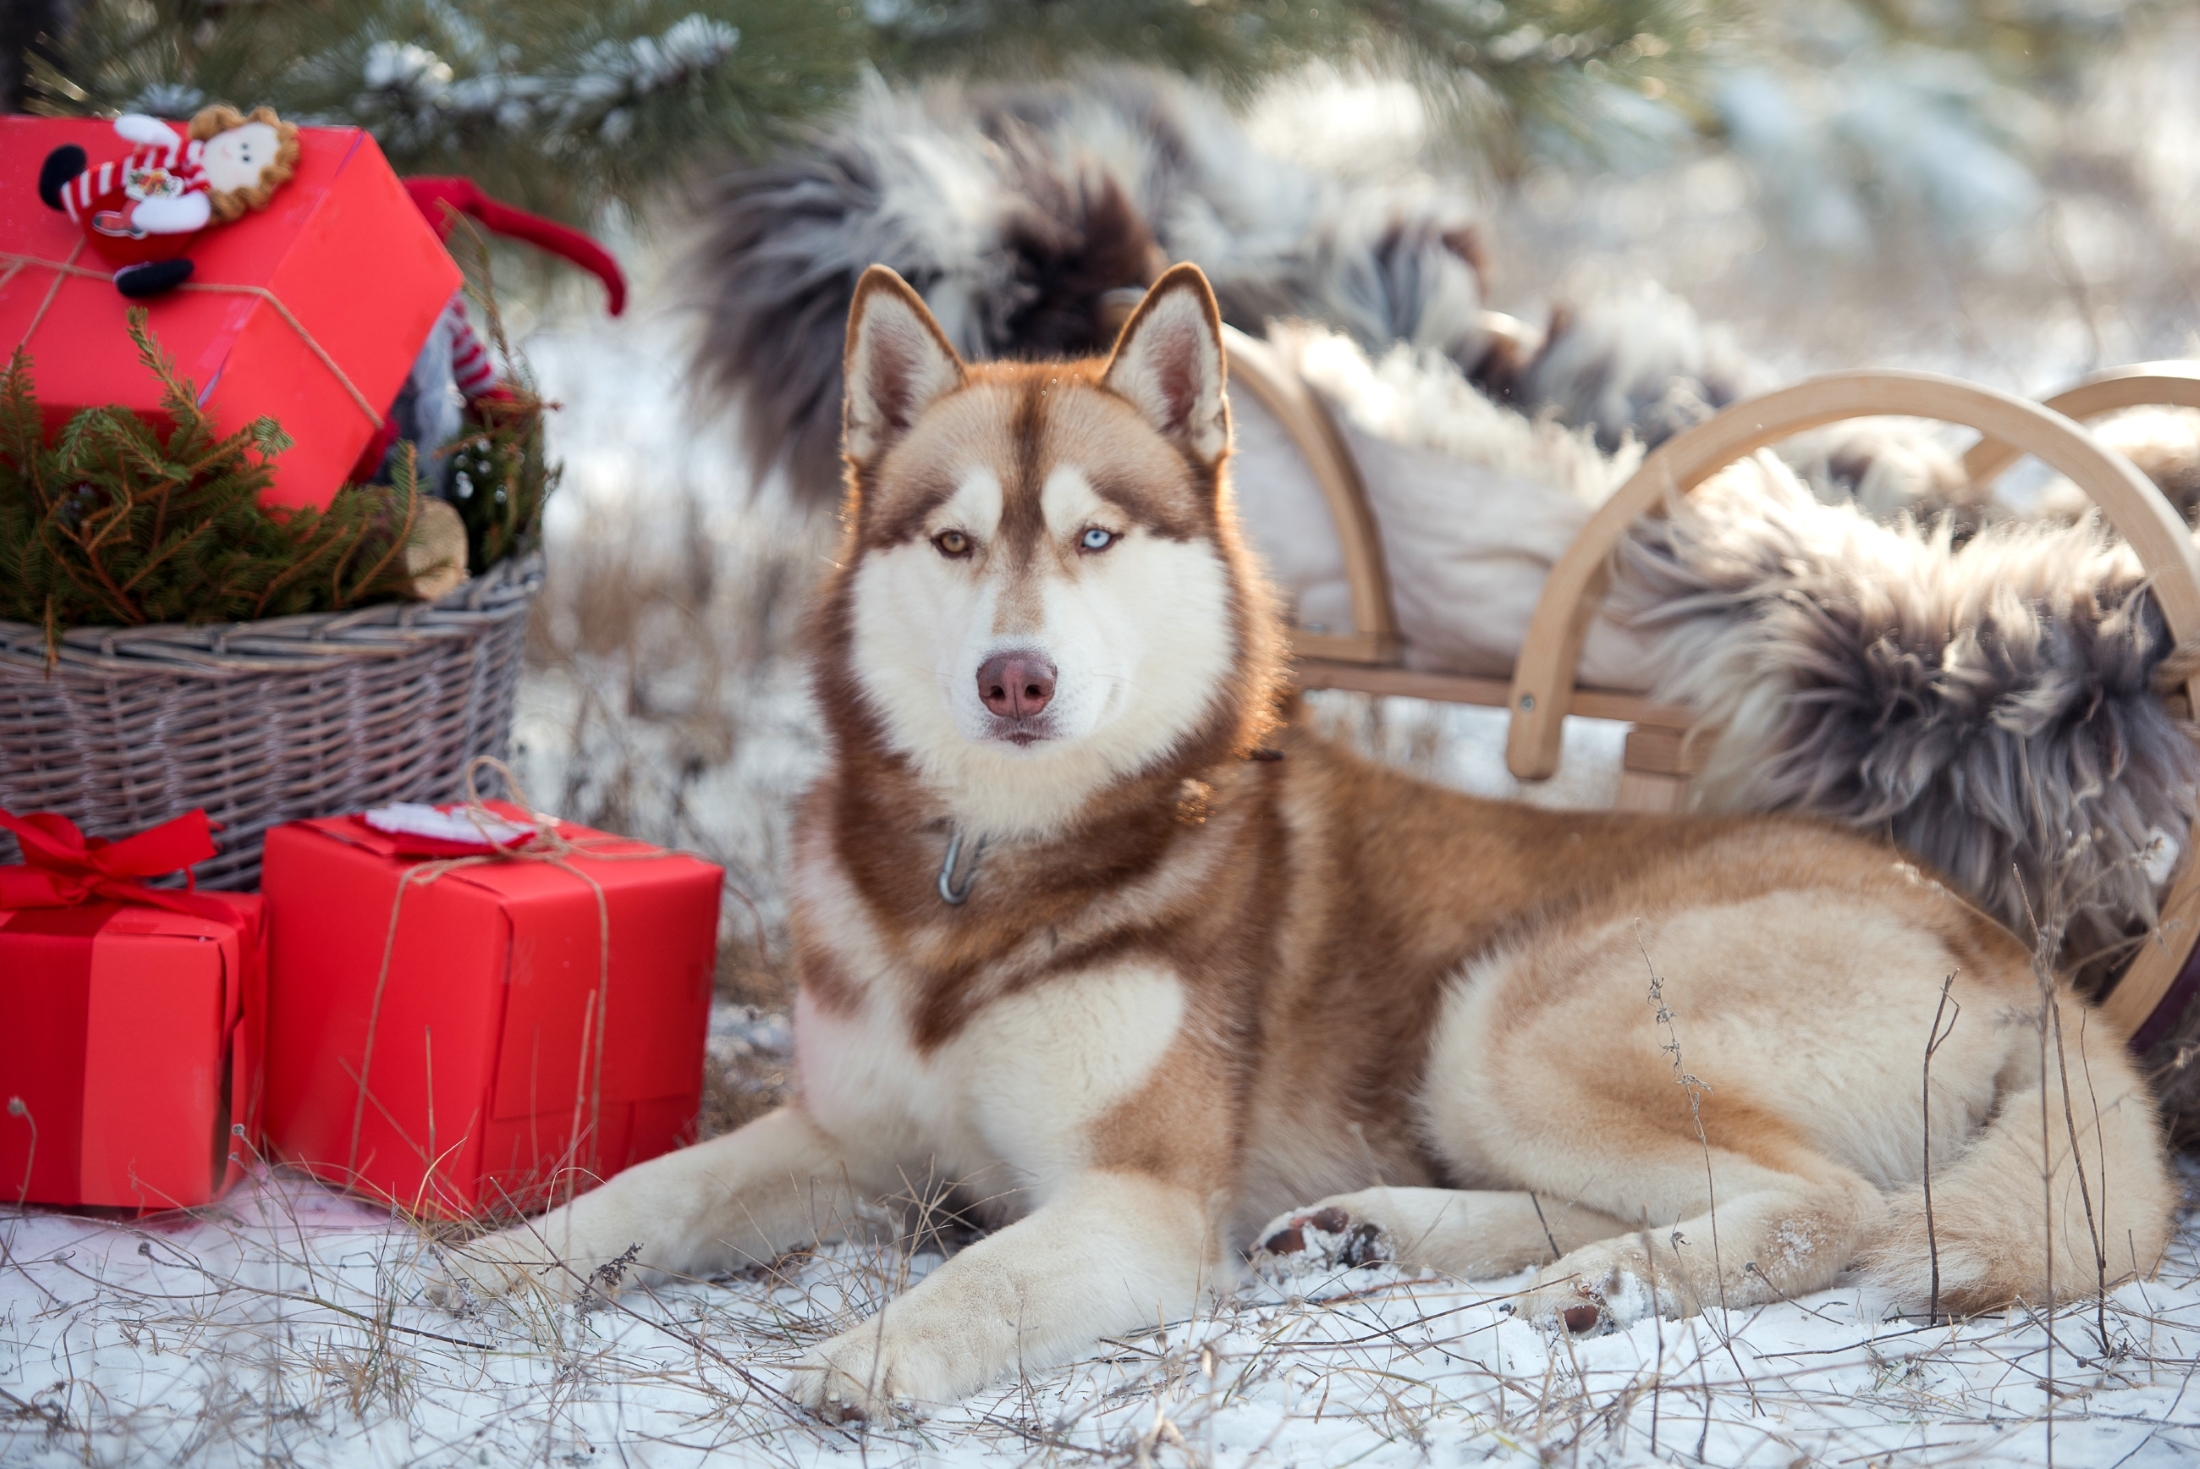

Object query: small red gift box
[0,117,461,510]
[0,811,264,1210]
[260,806,723,1218]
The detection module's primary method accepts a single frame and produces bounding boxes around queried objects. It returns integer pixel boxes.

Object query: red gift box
[260,807,723,1218]
[0,811,264,1210]
[0,117,461,510]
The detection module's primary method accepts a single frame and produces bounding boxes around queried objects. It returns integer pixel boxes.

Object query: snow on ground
[4,1152,2198,1466]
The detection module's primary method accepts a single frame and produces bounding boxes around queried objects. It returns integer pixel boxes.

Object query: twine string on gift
[9,1096,37,1210]
[348,757,663,1210]
[6,238,84,352]
[2,248,385,430]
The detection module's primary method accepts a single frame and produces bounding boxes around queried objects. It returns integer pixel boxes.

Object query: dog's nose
[977,651,1056,719]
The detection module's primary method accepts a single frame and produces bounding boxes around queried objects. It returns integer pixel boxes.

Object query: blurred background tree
[5,2,2173,286]
[12,0,1728,222]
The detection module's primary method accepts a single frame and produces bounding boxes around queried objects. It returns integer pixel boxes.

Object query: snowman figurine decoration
[37,105,299,297]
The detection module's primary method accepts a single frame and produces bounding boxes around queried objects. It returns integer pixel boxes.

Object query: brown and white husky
[440,263,2175,1418]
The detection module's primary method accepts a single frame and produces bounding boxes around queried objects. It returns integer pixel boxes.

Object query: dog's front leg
[436,1104,889,1304]
[795,1169,1216,1418]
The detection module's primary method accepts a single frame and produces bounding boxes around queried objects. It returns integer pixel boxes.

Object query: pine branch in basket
[445,387,554,573]
[439,217,559,575]
[0,311,538,659]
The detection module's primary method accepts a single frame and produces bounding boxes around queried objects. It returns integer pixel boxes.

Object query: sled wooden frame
[1221,312,1546,667]
[1501,370,2200,1036]
[1961,361,2200,487]
[1233,321,1706,817]
[1224,325,1400,666]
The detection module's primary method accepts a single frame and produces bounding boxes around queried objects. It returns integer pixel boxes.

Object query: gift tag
[360,802,537,855]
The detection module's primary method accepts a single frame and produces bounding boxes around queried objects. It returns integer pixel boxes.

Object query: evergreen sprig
[0,310,425,656]
[436,215,559,573]
[1348,0,1728,162]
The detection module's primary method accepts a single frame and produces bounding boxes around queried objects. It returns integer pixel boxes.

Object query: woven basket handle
[1501,370,2200,1034]
[1962,361,2200,485]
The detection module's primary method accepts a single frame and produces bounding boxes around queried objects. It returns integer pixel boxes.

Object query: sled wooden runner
[1502,370,2200,1037]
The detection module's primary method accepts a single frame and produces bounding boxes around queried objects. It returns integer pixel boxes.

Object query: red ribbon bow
[0,807,242,923]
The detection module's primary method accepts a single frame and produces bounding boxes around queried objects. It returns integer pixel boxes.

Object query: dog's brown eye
[934,530,972,558]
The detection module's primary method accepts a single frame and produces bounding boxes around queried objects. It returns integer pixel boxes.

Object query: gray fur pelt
[1617,455,2200,979]
[691,69,1779,505]
[693,71,1491,502]
[1497,281,1746,453]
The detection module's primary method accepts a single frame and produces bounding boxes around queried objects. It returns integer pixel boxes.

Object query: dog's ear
[844,266,964,468]
[1102,263,1228,465]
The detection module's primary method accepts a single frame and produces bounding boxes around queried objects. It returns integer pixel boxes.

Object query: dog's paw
[1253,1201,1392,1274]
[792,1320,961,1424]
[1515,1279,1617,1336]
[1516,1252,1665,1337]
[428,1225,605,1309]
[423,1260,483,1314]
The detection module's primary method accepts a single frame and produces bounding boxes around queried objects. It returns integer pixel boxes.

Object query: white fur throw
[1234,325,1657,688]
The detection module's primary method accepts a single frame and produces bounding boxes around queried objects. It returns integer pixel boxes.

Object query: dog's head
[816,262,1281,838]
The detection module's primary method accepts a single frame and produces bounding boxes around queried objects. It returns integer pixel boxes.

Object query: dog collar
[937,824,983,906]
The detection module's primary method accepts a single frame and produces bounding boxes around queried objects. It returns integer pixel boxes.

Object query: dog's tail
[1859,993,2177,1315]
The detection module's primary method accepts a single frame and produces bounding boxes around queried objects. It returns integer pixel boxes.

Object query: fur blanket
[1236,323,1983,690]
[1614,455,2200,984]
[695,71,1488,503]
[691,69,1982,649]
[690,69,1805,506]
[1237,324,1657,687]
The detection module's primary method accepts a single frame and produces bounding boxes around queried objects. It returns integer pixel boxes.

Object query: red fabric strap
[0,807,241,925]
[403,176,627,316]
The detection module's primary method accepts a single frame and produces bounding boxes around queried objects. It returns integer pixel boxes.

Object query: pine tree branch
[28,0,1748,221]
[335,448,422,607]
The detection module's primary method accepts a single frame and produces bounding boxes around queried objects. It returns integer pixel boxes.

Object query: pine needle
[0,311,528,659]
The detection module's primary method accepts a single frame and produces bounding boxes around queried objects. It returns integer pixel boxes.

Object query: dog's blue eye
[1080,528,1116,552]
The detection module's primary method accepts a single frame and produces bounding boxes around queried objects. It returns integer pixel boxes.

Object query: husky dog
[440,264,2174,1418]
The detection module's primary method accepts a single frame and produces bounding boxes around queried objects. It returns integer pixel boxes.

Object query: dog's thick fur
[440,266,2175,1418]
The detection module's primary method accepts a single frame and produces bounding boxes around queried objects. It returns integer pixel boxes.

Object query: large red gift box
[0,117,461,510]
[260,808,723,1218]
[0,813,264,1210]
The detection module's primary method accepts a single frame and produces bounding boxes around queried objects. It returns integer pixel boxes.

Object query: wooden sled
[1250,346,2200,1037]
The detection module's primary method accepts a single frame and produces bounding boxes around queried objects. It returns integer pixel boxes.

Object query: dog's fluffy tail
[1860,994,2177,1314]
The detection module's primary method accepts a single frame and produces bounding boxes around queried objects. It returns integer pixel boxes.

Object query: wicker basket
[0,553,543,890]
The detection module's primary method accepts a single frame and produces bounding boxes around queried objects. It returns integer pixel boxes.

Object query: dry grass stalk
[1923,972,1962,1325]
